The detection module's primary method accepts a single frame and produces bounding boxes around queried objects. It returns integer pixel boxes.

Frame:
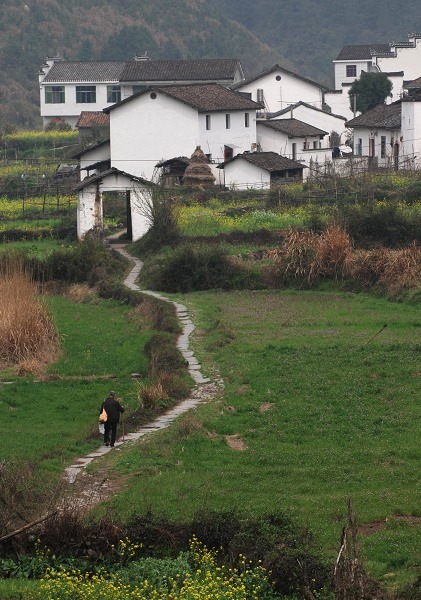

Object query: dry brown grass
[348,242,421,296]
[0,258,59,370]
[66,283,97,303]
[136,379,168,410]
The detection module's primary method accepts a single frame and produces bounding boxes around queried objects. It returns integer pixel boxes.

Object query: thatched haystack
[182,146,215,188]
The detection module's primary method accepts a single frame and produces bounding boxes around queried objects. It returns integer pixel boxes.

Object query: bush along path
[63,242,223,505]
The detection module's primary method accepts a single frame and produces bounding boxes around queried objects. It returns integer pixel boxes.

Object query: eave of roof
[119,58,243,82]
[76,111,110,128]
[105,83,261,113]
[42,61,127,83]
[76,167,153,190]
[268,101,347,121]
[334,44,391,61]
[346,101,401,129]
[218,151,306,171]
[258,118,328,137]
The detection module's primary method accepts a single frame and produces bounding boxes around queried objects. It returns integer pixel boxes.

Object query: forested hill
[0,0,282,129]
[208,0,421,85]
[0,0,420,129]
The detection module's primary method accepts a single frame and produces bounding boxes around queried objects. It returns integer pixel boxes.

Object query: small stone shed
[76,168,154,241]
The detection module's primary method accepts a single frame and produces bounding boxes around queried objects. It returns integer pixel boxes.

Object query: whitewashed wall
[77,173,152,240]
[110,92,199,181]
[222,160,270,190]
[271,105,347,141]
[333,60,370,90]
[40,82,118,128]
[79,143,111,179]
[401,100,421,169]
[198,111,256,162]
[236,68,324,114]
[324,90,355,121]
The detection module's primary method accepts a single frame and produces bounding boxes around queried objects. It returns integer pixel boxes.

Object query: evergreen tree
[348,71,393,114]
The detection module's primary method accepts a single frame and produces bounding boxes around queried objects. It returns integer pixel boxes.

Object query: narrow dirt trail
[63,242,223,510]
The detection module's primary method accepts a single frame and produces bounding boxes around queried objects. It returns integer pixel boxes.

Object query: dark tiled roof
[76,111,110,128]
[158,83,260,111]
[76,168,153,190]
[106,83,261,113]
[220,151,305,171]
[402,89,421,102]
[120,58,242,82]
[155,157,190,168]
[43,61,127,82]
[346,102,401,129]
[258,118,327,137]
[335,44,391,61]
[231,63,327,91]
[269,101,346,121]
[405,76,421,89]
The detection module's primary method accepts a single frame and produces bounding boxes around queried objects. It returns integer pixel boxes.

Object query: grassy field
[0,295,151,470]
[99,289,420,592]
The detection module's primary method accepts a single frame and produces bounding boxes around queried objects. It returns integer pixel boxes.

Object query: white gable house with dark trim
[218,151,306,189]
[39,57,244,129]
[231,64,327,116]
[104,83,261,181]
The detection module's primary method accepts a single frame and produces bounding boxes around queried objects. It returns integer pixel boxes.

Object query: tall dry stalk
[0,257,59,369]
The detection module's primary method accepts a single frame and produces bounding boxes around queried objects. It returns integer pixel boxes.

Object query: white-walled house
[268,101,348,144]
[333,32,421,103]
[346,87,421,170]
[231,64,327,115]
[257,119,331,173]
[39,57,244,128]
[218,151,306,189]
[104,83,261,181]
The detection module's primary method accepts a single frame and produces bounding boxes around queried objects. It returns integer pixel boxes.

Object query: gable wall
[401,101,421,168]
[334,60,371,90]
[377,43,421,81]
[237,70,324,113]
[110,92,199,181]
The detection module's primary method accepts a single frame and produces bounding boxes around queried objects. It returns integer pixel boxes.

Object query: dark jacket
[100,397,124,424]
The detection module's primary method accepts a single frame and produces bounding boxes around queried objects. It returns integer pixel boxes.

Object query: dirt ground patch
[225,434,248,451]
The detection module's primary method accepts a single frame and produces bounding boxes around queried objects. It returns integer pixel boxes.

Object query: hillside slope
[0,0,283,129]
[208,0,421,84]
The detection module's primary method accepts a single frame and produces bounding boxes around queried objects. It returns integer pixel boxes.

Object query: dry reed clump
[136,379,168,410]
[66,283,97,303]
[270,224,353,286]
[0,260,59,369]
[348,242,421,296]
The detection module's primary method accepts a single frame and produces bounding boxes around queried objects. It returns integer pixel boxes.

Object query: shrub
[339,202,421,248]
[141,243,258,293]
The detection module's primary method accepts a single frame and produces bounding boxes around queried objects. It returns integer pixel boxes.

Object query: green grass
[103,290,420,592]
[0,295,151,469]
[0,578,40,598]
[0,238,74,257]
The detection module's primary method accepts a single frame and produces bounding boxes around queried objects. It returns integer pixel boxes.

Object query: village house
[345,81,421,170]
[103,82,261,181]
[231,64,327,116]
[256,118,330,173]
[39,56,244,128]
[218,151,306,189]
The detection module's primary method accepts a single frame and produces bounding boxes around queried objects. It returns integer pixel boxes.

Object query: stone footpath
[64,243,222,488]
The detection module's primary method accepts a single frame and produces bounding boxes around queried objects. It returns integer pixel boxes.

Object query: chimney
[134,52,150,62]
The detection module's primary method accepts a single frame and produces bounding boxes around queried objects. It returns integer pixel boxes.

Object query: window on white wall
[346,65,357,77]
[381,135,386,158]
[107,85,121,103]
[206,114,211,130]
[76,86,96,103]
[225,114,231,129]
[357,138,362,156]
[45,86,65,104]
[245,112,249,128]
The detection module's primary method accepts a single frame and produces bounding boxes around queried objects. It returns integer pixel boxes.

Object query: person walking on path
[99,391,124,447]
